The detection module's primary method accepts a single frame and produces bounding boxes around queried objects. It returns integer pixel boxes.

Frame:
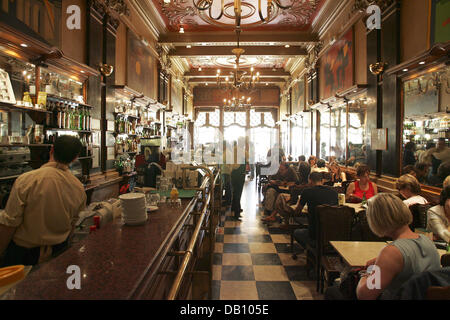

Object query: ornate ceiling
[187,55,287,69]
[153,0,322,32]
[124,0,339,88]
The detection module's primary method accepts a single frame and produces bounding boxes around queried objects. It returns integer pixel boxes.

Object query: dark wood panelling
[366,28,380,173]
[381,3,401,177]
[193,86,280,107]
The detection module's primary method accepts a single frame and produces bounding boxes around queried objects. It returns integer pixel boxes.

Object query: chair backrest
[408,203,432,230]
[317,205,354,254]
[442,253,450,268]
[342,180,355,194]
[352,210,391,242]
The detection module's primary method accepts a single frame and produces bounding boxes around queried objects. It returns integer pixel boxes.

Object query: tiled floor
[212,178,323,300]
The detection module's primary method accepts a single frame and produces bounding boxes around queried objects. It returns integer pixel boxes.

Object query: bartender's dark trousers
[231,166,246,218]
[0,240,68,267]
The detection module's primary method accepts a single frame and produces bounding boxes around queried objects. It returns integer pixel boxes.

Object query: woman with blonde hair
[356,193,440,300]
[396,174,428,206]
[308,155,317,168]
[329,161,346,184]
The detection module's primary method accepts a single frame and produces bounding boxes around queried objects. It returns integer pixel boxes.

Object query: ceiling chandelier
[223,94,252,109]
[192,0,293,24]
[216,27,260,90]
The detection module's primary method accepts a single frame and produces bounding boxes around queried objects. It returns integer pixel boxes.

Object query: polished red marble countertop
[3,199,193,300]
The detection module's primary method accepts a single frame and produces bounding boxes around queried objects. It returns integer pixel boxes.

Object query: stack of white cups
[119,193,147,225]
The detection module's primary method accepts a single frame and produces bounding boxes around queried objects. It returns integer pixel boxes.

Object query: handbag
[339,267,364,300]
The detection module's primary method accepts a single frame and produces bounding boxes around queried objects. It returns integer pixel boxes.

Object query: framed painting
[320,28,354,99]
[430,0,450,45]
[291,77,305,113]
[127,29,155,98]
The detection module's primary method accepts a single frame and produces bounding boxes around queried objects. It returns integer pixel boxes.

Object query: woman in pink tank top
[346,164,378,202]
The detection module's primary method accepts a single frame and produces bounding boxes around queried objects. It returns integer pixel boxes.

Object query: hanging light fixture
[223,94,252,110]
[192,0,292,24]
[216,28,260,90]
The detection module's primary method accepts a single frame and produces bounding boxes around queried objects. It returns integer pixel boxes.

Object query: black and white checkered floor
[212,179,323,300]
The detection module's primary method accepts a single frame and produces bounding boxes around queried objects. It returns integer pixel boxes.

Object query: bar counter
[2,198,199,300]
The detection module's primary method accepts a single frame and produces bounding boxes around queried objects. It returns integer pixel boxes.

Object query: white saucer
[147,206,158,212]
[124,216,148,226]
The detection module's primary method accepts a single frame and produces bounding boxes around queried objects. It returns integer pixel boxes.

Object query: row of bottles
[44,132,93,157]
[115,136,138,154]
[136,124,161,137]
[79,135,93,157]
[115,116,136,135]
[45,98,91,130]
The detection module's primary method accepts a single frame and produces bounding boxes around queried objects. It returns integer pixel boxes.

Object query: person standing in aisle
[0,136,86,267]
[231,139,246,220]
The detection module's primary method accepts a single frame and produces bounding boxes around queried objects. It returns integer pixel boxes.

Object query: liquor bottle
[78,107,83,130]
[64,104,69,129]
[52,100,59,128]
[87,108,91,131]
[80,136,87,157]
[83,108,87,131]
[45,99,52,127]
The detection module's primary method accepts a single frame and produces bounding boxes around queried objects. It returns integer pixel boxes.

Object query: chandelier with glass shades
[191,0,293,23]
[223,94,252,109]
[216,27,260,90]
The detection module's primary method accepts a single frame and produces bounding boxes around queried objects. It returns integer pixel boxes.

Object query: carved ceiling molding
[157,0,318,31]
[160,0,197,29]
[304,41,323,74]
[94,0,130,17]
[156,43,172,72]
[352,0,396,14]
[277,0,319,28]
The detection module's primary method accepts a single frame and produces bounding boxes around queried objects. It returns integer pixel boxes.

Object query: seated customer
[427,186,450,243]
[356,193,440,300]
[262,162,299,222]
[311,159,329,173]
[308,155,317,169]
[297,161,311,186]
[292,172,338,249]
[346,164,378,203]
[396,174,428,206]
[0,136,86,267]
[329,161,346,184]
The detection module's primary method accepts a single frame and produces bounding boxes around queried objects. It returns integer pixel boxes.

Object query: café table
[330,241,448,268]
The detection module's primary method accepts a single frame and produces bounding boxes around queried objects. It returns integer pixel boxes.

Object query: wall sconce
[99,63,114,77]
[369,62,387,75]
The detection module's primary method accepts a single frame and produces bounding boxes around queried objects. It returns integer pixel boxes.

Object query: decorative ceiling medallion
[155,0,318,31]
[187,56,286,69]
[198,1,279,29]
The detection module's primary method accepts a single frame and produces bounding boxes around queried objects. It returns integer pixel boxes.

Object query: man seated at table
[0,136,86,267]
[291,172,338,249]
[261,162,299,222]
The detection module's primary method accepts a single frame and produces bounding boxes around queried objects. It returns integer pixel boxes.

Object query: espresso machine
[139,137,162,187]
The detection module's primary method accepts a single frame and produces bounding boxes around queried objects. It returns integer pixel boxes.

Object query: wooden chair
[316,205,354,293]
[351,210,390,242]
[408,203,431,231]
[426,286,450,300]
[442,253,450,267]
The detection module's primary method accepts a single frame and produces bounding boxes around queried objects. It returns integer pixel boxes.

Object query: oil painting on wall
[127,29,154,98]
[291,78,305,113]
[430,0,450,45]
[320,28,353,99]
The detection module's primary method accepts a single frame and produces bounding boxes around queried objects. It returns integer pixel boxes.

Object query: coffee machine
[140,138,162,187]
